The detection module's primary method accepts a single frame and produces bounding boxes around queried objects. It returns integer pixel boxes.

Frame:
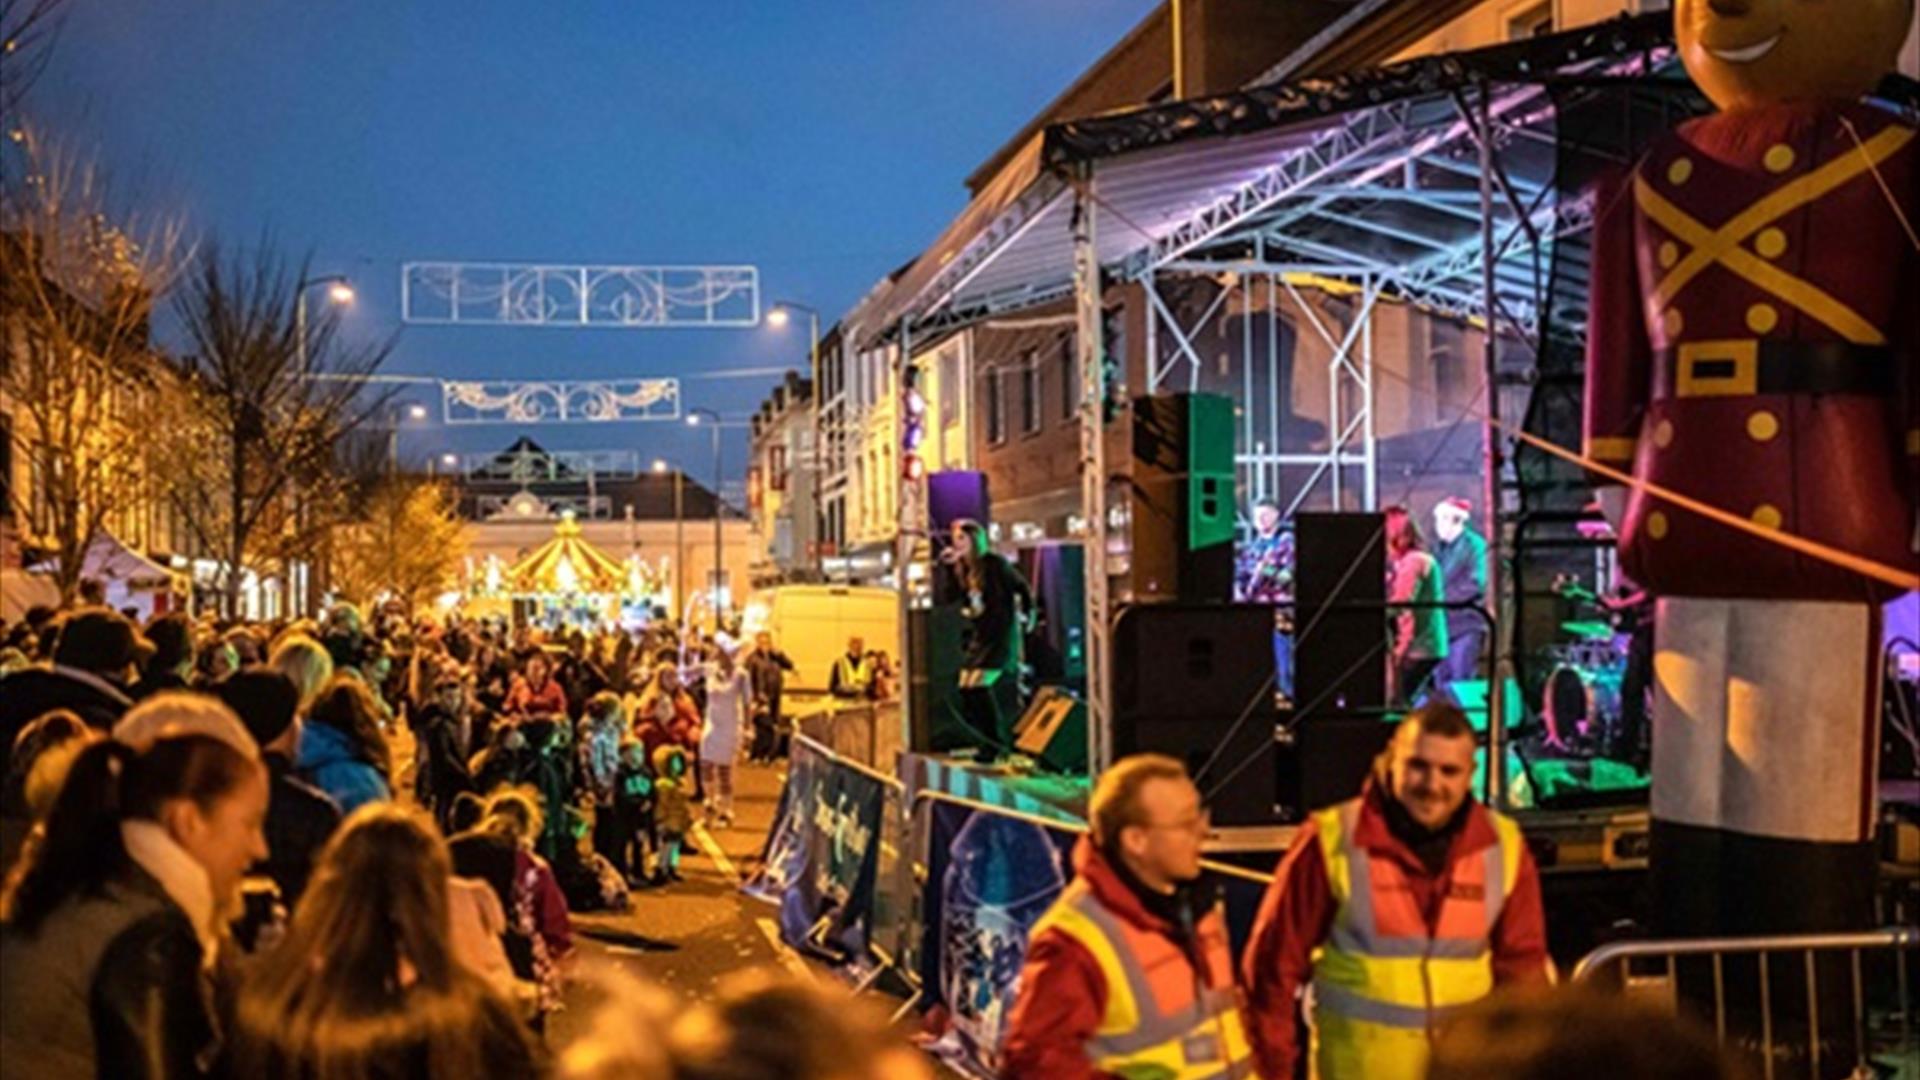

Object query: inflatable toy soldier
[1584,0,1918,947]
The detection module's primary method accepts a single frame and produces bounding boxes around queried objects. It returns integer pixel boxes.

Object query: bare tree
[0,130,185,602]
[164,239,396,616]
[0,0,70,124]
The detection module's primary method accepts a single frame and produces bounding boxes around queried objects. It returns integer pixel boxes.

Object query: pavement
[548,757,828,1037]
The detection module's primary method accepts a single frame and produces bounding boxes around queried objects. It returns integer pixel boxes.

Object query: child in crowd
[610,739,656,886]
[651,744,693,884]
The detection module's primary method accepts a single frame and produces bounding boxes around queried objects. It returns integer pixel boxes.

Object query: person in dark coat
[744,631,797,762]
[130,614,195,701]
[0,608,149,774]
[1430,497,1489,694]
[218,669,341,907]
[414,673,480,831]
[0,715,270,1080]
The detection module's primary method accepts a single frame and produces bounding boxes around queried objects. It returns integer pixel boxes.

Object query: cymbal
[1561,620,1615,641]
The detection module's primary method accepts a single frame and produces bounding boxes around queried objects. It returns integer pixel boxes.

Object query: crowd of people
[0,599,922,1080]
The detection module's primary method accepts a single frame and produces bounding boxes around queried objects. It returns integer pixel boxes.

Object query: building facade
[746,371,817,586]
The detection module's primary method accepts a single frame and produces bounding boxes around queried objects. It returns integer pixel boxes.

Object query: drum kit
[1541,576,1633,753]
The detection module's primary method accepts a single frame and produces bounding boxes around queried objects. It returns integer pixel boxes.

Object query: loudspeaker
[1293,512,1386,717]
[1278,718,1398,819]
[1112,604,1282,825]
[928,471,991,605]
[1014,686,1087,773]
[907,605,969,754]
[1019,541,1086,684]
[1130,393,1235,602]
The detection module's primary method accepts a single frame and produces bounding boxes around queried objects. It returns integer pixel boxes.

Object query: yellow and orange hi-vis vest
[1308,797,1525,1080]
[1028,877,1257,1080]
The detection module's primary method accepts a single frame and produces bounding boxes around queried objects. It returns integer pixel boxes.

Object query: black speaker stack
[1129,393,1236,602]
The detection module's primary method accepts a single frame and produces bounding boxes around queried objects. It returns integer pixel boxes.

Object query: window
[1506,1,1553,40]
[1058,336,1077,423]
[939,345,960,428]
[985,368,1006,445]
[1019,352,1042,436]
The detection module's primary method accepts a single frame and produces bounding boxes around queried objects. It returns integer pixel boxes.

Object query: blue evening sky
[32,0,1157,491]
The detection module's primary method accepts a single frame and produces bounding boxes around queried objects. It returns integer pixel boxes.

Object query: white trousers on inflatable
[1653,596,1881,845]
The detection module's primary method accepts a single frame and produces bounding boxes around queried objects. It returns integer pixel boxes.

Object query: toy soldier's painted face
[1675,0,1911,112]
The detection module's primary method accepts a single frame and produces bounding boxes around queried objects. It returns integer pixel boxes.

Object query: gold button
[1658,241,1679,268]
[1663,308,1685,338]
[1746,410,1780,442]
[1667,157,1694,185]
[1764,144,1796,173]
[1647,511,1669,539]
[1653,419,1675,448]
[1751,504,1783,530]
[1755,228,1787,259]
[1747,303,1779,334]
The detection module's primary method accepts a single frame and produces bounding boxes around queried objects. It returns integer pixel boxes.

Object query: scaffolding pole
[1072,167,1113,775]
[1472,81,1509,807]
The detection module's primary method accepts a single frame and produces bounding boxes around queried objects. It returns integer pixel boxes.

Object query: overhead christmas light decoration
[402,262,759,327]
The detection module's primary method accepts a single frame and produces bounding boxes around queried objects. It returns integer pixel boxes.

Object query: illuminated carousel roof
[505,513,626,595]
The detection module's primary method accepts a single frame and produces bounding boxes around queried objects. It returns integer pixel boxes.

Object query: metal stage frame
[870,13,1690,800]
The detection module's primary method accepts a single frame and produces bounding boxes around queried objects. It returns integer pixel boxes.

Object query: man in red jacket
[1002,754,1254,1079]
[1243,705,1550,1080]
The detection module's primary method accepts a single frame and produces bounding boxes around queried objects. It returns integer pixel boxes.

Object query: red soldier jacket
[1584,101,1919,601]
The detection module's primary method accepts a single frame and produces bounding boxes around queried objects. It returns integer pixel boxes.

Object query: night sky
[31,0,1157,494]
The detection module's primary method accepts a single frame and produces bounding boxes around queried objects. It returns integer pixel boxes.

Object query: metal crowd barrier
[792,699,901,774]
[1571,927,1918,1079]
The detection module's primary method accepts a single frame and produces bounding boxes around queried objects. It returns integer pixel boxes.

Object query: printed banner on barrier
[917,799,1079,1080]
[743,739,886,965]
[913,798,1272,1079]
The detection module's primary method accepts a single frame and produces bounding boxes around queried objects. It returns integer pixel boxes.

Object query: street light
[295,275,353,374]
[770,300,823,578]
[686,407,724,622]
[291,274,352,618]
[386,401,428,473]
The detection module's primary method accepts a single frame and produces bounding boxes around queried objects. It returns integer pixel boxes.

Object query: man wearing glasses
[1003,755,1254,1079]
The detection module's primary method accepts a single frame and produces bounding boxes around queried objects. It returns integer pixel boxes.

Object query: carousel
[466,512,670,629]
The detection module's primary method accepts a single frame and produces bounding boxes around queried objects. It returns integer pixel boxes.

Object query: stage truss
[402,262,760,327]
[864,13,1684,776]
[441,378,681,424]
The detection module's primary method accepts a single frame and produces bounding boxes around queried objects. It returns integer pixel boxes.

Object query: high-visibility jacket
[1027,873,1257,1079]
[1308,797,1526,1080]
[830,653,872,697]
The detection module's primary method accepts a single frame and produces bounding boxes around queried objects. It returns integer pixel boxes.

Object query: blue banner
[744,739,887,966]
[913,798,1276,1079]
[917,799,1079,1080]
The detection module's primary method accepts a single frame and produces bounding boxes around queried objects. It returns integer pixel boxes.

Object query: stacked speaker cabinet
[1130,393,1236,602]
[1284,511,1394,817]
[1112,604,1282,826]
[1292,511,1387,716]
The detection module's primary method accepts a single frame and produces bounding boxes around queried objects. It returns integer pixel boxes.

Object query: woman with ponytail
[229,802,540,1079]
[0,693,269,1080]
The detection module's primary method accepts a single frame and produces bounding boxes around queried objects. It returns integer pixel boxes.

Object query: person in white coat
[699,641,753,827]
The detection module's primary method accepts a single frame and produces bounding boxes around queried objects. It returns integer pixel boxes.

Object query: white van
[739,584,901,694]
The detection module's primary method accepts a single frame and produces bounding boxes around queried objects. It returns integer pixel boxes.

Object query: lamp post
[292,276,353,617]
[686,408,724,623]
[295,276,354,375]
[653,457,684,625]
[770,301,823,580]
[387,401,428,473]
